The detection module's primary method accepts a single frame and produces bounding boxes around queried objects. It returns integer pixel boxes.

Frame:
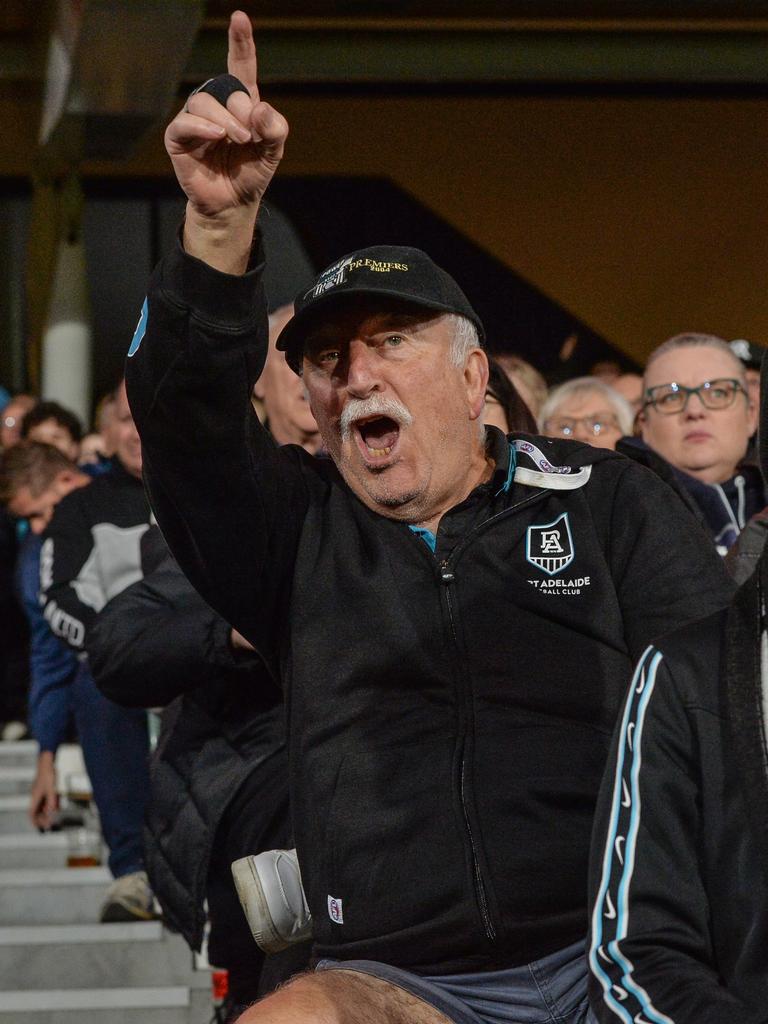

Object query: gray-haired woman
[539,376,634,450]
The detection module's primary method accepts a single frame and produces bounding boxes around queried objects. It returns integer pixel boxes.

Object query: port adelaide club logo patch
[525,513,590,596]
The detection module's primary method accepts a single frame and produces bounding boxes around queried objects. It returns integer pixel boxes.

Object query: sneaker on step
[100,870,158,922]
[231,848,312,953]
[1,720,28,742]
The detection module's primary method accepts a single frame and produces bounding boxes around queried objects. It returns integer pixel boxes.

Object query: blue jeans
[72,663,149,878]
[317,939,597,1024]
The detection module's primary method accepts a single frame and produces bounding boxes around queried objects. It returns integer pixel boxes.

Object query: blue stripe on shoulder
[127,298,148,357]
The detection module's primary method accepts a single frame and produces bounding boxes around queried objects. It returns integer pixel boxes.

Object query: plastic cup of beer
[66,823,102,867]
[64,772,102,867]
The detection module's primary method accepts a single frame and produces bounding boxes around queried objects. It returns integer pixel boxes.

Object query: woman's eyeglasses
[642,378,745,415]
[542,414,620,438]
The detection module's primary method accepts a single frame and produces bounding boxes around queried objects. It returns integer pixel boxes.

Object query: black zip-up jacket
[125,239,733,974]
[588,612,768,1024]
[40,461,152,651]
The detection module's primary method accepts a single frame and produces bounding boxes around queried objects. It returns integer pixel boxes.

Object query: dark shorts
[317,939,597,1024]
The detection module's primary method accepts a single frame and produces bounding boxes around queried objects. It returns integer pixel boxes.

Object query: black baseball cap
[275,245,485,374]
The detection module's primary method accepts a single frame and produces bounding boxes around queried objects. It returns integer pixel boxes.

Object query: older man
[635,332,763,554]
[125,14,732,1024]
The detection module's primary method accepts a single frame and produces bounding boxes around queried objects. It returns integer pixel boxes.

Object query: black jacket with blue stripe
[588,613,768,1024]
[125,237,734,974]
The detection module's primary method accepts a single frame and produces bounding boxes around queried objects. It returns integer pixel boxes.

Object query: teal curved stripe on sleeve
[127,298,149,357]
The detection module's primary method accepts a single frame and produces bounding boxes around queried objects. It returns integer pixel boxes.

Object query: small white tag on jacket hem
[327,895,344,924]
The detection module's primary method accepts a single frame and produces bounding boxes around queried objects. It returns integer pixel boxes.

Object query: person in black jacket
[124,14,734,1024]
[39,381,156,921]
[587,356,768,1024]
[588,616,768,1024]
[88,542,310,1020]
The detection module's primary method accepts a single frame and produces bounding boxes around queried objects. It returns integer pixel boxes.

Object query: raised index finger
[228,10,259,99]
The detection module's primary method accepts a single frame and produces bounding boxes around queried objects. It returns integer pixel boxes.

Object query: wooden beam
[5,12,768,87]
[185,27,768,86]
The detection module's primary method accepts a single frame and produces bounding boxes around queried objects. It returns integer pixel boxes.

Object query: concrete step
[0,795,33,833]
[0,986,197,1023]
[0,867,110,925]
[0,740,37,767]
[0,832,68,869]
[0,987,214,1019]
[0,764,35,795]
[0,922,199,989]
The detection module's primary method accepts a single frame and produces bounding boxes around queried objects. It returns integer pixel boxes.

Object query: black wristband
[188,73,249,109]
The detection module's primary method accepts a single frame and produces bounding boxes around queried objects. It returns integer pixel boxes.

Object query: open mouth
[354,415,401,461]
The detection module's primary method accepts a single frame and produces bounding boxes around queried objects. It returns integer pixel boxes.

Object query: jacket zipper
[433,489,549,942]
[439,558,496,940]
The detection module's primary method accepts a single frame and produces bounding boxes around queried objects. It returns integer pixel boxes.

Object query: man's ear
[52,468,81,498]
[465,349,489,422]
[253,376,266,401]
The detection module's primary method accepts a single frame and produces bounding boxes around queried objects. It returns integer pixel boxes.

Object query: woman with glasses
[539,377,634,451]
[632,332,764,556]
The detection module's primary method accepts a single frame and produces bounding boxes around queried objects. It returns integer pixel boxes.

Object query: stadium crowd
[1,11,767,1024]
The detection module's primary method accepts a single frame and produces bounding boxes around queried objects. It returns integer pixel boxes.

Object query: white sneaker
[100,870,158,922]
[231,848,312,953]
[1,721,28,742]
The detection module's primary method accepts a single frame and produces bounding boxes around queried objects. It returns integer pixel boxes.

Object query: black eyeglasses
[642,378,746,415]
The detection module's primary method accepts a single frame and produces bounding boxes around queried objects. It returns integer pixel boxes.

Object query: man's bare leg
[235,968,455,1024]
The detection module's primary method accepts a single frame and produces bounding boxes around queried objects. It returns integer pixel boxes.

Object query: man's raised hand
[165,10,288,273]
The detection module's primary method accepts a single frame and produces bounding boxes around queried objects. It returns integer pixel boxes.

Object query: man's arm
[89,556,270,709]
[28,752,58,832]
[126,233,315,658]
[16,537,78,830]
[38,490,100,651]
[588,646,765,1024]
[16,537,77,750]
[21,569,74,830]
[167,10,288,275]
[125,13,307,658]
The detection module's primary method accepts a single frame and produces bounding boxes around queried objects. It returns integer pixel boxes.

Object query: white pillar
[41,235,92,424]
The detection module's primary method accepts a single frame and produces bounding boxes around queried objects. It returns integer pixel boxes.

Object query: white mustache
[340,396,413,442]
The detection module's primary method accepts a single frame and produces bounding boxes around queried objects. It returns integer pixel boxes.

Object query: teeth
[366,445,392,456]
